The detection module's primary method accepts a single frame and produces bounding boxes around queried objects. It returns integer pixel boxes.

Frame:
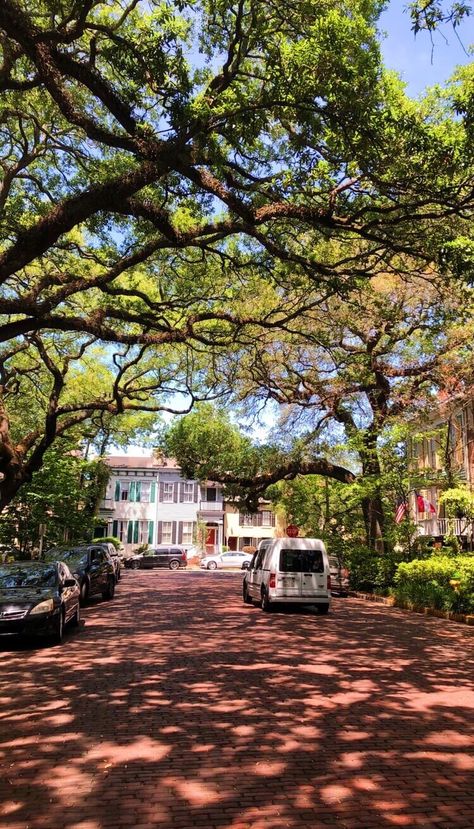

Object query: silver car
[328,556,350,595]
[200,551,254,570]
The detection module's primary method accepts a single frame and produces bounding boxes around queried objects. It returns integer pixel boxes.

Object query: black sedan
[0,561,80,645]
[43,545,116,605]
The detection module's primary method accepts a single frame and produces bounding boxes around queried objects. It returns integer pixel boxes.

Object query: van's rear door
[277,548,303,597]
[300,549,326,597]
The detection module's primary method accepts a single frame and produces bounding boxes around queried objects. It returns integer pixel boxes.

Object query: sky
[379,2,472,95]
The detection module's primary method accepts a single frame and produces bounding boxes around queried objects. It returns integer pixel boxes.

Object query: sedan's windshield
[0,565,57,589]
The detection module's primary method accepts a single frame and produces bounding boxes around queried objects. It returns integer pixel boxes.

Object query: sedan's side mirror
[63,578,77,587]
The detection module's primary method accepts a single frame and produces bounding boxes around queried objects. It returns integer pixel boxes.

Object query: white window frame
[162,521,173,543]
[163,483,174,503]
[182,521,193,544]
[183,483,194,503]
[261,510,272,526]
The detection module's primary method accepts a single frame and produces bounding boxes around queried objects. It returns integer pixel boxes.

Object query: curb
[349,591,474,627]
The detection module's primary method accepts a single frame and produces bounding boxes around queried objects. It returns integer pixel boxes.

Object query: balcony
[99,498,115,513]
[199,501,224,513]
[418,517,474,537]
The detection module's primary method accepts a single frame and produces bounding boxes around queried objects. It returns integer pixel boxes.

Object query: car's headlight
[29,599,54,615]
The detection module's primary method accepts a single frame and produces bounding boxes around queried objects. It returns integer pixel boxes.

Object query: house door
[228,536,237,551]
[206,526,217,552]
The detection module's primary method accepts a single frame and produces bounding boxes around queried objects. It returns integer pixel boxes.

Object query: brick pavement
[0,571,473,829]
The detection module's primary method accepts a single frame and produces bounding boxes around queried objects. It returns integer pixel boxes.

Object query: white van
[242,537,331,614]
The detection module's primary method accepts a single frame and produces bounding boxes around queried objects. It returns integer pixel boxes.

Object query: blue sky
[379,2,473,95]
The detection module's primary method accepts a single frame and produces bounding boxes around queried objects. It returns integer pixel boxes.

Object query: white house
[97,456,224,554]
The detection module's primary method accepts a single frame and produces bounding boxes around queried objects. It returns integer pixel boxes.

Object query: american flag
[395,500,408,524]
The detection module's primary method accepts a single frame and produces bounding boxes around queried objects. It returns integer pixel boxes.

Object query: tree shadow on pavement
[1,571,473,829]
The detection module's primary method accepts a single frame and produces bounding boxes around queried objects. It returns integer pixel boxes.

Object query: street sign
[286,524,299,537]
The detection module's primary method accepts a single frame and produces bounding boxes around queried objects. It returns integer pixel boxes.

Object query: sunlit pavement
[1,572,473,829]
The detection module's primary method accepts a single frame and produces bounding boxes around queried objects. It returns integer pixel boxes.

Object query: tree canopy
[1,0,473,514]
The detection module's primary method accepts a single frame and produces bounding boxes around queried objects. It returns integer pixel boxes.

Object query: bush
[393,555,474,614]
[345,545,378,592]
[92,535,121,549]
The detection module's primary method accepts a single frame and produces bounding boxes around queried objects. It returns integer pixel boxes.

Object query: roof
[105,455,180,470]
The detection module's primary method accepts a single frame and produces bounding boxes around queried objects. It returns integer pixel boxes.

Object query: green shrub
[345,545,378,591]
[92,535,121,549]
[394,555,474,614]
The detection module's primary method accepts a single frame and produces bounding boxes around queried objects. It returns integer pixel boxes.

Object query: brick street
[1,571,473,829]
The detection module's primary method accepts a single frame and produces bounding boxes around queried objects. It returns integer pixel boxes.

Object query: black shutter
[173,483,178,503]
[172,521,177,543]
[157,522,163,544]
[179,482,184,502]
[194,483,199,503]
[178,522,183,544]
[159,482,164,502]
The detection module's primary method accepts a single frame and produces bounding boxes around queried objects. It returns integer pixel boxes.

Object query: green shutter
[133,520,139,543]
[127,521,133,543]
[115,481,120,501]
[129,481,136,502]
[136,481,141,502]
[148,521,154,544]
[112,520,118,537]
[150,482,156,503]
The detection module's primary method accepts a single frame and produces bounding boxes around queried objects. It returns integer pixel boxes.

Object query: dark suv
[138,546,187,570]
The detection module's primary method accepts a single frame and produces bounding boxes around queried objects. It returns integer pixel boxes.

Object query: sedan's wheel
[316,603,330,615]
[243,583,253,604]
[79,581,89,607]
[71,603,81,627]
[207,561,217,570]
[132,560,140,570]
[51,610,64,645]
[261,589,272,612]
[169,559,180,570]
[102,577,115,601]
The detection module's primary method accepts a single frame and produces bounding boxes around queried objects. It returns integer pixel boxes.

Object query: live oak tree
[0,333,220,509]
[1,0,473,508]
[166,273,472,550]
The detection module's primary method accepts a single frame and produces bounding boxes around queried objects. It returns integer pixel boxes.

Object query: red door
[206,527,216,552]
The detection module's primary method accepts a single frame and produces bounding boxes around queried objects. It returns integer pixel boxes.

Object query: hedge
[393,555,474,614]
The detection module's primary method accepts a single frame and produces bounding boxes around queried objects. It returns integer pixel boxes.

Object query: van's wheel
[316,603,329,615]
[261,589,272,612]
[169,559,180,570]
[102,577,115,601]
[243,583,252,604]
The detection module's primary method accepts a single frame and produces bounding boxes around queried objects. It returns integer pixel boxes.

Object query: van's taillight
[182,551,187,560]
[269,573,276,588]
[327,574,331,590]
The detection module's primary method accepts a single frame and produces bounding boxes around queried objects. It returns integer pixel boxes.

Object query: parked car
[328,556,350,596]
[43,545,116,605]
[200,551,254,570]
[243,538,331,613]
[0,560,80,645]
[93,541,122,581]
[124,553,143,570]
[138,546,187,570]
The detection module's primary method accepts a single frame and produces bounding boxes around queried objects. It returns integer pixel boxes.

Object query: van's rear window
[279,549,324,573]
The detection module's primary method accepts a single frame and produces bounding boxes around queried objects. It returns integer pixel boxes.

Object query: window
[125,520,153,545]
[183,483,194,503]
[120,481,130,501]
[261,510,273,526]
[161,522,173,543]
[280,549,323,573]
[163,483,174,503]
[182,522,193,544]
[206,487,217,502]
